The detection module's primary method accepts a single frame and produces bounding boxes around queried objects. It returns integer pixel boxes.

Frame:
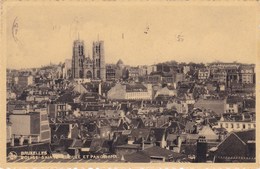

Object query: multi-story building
[107,83,152,100]
[212,69,227,84]
[225,96,243,113]
[127,67,140,80]
[48,103,71,120]
[16,72,34,87]
[145,74,162,84]
[226,68,240,87]
[106,64,116,81]
[198,69,210,80]
[239,65,254,84]
[216,114,256,132]
[9,111,51,143]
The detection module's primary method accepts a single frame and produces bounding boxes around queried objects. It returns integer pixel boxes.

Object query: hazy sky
[5,3,258,69]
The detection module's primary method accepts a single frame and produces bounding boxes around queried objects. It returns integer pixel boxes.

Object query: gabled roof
[198,125,218,140]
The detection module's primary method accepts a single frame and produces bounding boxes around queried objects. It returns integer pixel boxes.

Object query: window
[237,123,240,128]
[248,124,251,129]
[229,104,234,108]
[231,123,234,128]
[243,124,246,129]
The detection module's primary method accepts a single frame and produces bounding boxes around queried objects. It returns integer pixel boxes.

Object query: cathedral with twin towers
[71,38,106,81]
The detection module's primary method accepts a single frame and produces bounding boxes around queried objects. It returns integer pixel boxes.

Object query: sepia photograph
[1,1,259,167]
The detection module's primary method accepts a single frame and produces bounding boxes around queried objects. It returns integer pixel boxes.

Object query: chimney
[37,135,40,143]
[28,136,32,144]
[141,137,145,150]
[98,83,102,95]
[196,136,208,162]
[242,113,245,121]
[11,135,15,147]
[98,120,101,128]
[177,136,182,148]
[19,135,24,146]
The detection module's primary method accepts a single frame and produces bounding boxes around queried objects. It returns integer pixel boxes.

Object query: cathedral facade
[71,39,106,81]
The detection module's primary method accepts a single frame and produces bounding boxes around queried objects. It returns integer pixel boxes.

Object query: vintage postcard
[0,0,259,168]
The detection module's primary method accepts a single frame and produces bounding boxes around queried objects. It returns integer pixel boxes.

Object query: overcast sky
[5,2,258,69]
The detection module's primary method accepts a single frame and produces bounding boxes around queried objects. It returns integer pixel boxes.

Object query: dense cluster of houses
[6,61,255,163]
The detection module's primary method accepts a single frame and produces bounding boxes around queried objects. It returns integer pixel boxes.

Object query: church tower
[72,40,85,79]
[93,41,106,81]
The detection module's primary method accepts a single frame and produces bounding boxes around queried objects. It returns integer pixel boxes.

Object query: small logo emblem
[8,151,17,160]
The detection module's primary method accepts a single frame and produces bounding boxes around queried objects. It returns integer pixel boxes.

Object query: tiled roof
[70,139,83,148]
[129,128,150,141]
[56,92,79,103]
[124,151,150,162]
[226,96,243,104]
[185,121,196,131]
[166,134,178,142]
[148,128,166,142]
[143,146,185,159]
[125,84,147,92]
[234,129,255,144]
[89,138,106,152]
[244,99,255,109]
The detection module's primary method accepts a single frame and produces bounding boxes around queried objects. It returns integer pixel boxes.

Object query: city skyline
[6,4,258,69]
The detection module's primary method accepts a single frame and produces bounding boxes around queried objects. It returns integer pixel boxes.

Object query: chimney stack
[19,135,24,146]
[28,135,32,144]
[196,136,208,162]
[98,83,102,95]
[141,137,145,150]
[11,135,15,147]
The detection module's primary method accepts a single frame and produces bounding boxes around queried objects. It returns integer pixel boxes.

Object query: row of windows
[220,122,256,129]
[126,92,150,96]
